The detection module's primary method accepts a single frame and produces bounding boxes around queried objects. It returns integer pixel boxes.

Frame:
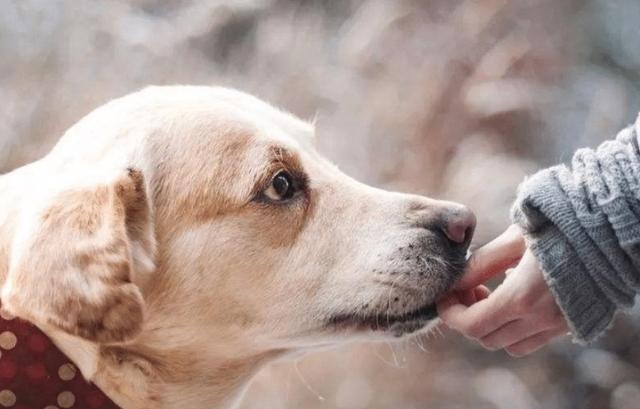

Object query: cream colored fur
[0,86,470,408]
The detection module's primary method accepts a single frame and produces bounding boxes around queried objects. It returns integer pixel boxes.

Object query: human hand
[437,225,569,357]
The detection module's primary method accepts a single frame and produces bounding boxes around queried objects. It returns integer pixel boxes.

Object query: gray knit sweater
[512,116,640,344]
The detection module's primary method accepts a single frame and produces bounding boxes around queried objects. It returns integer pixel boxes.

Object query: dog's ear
[2,168,155,344]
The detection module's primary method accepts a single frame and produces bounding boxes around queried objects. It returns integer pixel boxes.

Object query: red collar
[0,310,120,409]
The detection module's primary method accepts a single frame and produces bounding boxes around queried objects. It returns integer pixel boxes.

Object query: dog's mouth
[327,302,438,337]
[324,236,469,338]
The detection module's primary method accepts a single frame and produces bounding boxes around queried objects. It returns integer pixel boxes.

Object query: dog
[0,86,475,408]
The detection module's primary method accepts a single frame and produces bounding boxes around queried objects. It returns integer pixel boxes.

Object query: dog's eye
[265,171,295,201]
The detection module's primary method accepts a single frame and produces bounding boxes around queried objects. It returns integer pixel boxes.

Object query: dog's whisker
[414,335,428,353]
[384,272,403,326]
[385,341,404,368]
[388,342,400,367]
[293,360,325,401]
[370,344,399,368]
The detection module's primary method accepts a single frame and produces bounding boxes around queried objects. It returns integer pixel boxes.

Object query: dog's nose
[441,206,476,246]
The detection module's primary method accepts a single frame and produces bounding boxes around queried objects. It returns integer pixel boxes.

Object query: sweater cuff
[512,170,617,344]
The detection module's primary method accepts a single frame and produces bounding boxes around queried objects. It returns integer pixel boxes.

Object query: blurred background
[2,0,640,408]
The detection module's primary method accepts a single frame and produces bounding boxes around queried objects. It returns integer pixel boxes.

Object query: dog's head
[1,86,474,355]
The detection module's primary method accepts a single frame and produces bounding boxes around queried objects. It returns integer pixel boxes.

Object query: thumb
[454,225,525,290]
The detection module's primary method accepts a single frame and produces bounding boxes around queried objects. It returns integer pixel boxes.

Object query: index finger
[437,290,514,339]
[455,225,525,290]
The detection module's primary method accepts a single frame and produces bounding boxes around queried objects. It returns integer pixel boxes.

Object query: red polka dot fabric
[0,309,120,409]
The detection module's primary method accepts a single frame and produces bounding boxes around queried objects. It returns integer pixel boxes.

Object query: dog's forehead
[165,86,317,168]
[137,85,316,146]
[205,87,315,143]
[136,86,318,164]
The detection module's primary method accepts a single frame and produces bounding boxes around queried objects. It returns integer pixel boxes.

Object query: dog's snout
[441,206,476,247]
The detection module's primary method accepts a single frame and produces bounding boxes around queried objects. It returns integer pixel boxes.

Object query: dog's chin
[327,302,439,338]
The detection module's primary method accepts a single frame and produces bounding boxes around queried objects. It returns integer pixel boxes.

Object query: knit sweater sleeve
[511,117,640,343]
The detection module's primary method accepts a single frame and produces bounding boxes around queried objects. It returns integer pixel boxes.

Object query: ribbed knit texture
[511,117,640,343]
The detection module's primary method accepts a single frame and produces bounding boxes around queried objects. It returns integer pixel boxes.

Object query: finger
[457,289,477,307]
[457,285,491,307]
[473,285,491,301]
[437,292,514,339]
[437,293,461,312]
[504,327,566,357]
[455,225,526,290]
[481,318,552,350]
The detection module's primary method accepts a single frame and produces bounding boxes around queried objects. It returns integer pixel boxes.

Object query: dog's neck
[87,292,285,408]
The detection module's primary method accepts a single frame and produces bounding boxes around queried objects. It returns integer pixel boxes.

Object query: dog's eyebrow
[266,145,304,173]
[250,145,307,198]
